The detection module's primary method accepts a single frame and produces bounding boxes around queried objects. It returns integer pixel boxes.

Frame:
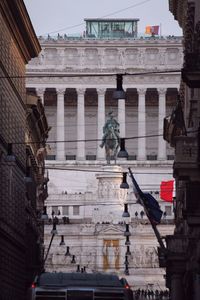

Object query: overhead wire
[9,132,168,145]
[11,118,173,129]
[45,166,173,175]
[46,201,172,208]
[10,127,198,145]
[0,69,181,79]
[40,0,153,35]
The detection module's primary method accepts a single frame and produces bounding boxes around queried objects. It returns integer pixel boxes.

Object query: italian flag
[145,25,159,35]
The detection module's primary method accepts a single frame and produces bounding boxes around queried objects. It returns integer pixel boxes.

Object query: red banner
[160,180,174,202]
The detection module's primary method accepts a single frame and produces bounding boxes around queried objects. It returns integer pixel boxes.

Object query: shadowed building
[0,1,49,298]
[161,1,200,299]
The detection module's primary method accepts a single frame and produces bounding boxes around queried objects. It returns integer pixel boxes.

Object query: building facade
[25,94,50,288]
[0,1,48,298]
[26,20,183,290]
[162,1,200,299]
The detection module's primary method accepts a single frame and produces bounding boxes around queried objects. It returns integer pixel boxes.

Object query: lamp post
[113,74,126,100]
[43,215,59,269]
[60,235,65,246]
[121,166,131,276]
[65,246,71,257]
[119,139,167,278]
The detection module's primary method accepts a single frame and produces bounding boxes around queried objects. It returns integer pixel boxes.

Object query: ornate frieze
[129,245,159,268]
[27,38,183,75]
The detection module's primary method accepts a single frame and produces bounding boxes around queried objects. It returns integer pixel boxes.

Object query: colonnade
[36,87,169,161]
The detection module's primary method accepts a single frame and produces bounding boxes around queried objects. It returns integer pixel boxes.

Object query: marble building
[26,19,183,289]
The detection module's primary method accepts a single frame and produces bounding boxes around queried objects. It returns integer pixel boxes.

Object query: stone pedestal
[94,165,128,223]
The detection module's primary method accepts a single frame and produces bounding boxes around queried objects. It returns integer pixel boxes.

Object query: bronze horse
[104,125,119,164]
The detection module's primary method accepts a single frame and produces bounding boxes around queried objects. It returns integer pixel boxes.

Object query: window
[128,155,137,160]
[73,206,80,215]
[86,155,96,160]
[147,155,157,160]
[165,205,172,216]
[167,155,175,160]
[46,155,56,160]
[62,206,69,216]
[66,155,76,160]
[111,22,125,31]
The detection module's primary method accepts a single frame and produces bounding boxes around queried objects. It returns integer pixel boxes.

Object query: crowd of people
[133,289,170,299]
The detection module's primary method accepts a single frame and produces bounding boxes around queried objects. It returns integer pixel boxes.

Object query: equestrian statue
[100,112,120,164]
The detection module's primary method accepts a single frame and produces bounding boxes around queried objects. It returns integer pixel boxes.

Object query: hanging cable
[37,0,153,35]
[0,69,181,79]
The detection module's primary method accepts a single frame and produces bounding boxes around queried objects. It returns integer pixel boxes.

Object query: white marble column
[56,88,65,161]
[77,88,85,160]
[97,88,106,160]
[158,88,167,160]
[118,97,126,138]
[36,88,45,105]
[137,88,146,160]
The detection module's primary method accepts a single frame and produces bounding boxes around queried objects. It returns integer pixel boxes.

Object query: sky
[24,0,182,37]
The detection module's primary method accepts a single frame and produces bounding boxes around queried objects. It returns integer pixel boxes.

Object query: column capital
[56,88,66,95]
[77,88,85,96]
[137,88,146,96]
[36,87,45,95]
[157,88,167,95]
[96,88,106,96]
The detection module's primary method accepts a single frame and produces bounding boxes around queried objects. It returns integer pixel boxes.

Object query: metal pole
[43,233,55,264]
[128,168,166,251]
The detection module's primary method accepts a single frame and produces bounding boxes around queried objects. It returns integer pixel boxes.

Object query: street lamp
[71,255,76,264]
[124,224,131,236]
[51,222,58,235]
[122,203,130,218]
[126,246,131,256]
[59,235,65,246]
[120,172,129,189]
[124,255,129,275]
[118,138,129,159]
[65,246,71,257]
[125,236,131,246]
[113,74,126,100]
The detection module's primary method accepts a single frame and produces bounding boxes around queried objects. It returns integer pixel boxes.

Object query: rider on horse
[100,111,120,151]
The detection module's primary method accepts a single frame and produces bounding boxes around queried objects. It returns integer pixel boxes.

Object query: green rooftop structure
[84,18,139,39]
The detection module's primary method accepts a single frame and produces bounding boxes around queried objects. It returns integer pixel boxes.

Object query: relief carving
[130,245,159,268]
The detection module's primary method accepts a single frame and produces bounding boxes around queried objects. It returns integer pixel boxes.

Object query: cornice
[38,37,183,48]
[0,0,41,63]
[26,72,181,88]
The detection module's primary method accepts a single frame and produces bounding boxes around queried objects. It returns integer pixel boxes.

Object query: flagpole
[128,168,166,251]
